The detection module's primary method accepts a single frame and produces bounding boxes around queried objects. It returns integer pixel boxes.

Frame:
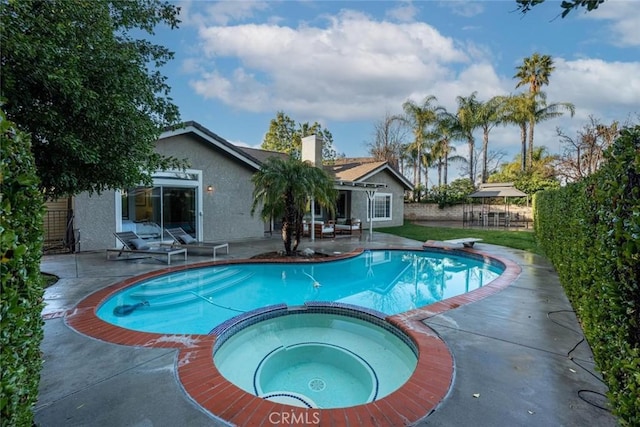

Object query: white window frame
[367,192,392,222]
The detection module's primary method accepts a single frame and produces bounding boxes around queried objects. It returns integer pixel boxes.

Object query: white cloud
[190,10,470,120]
[187,0,269,26]
[386,1,419,23]
[582,0,640,47]
[438,0,485,18]
[550,58,640,118]
[183,4,638,162]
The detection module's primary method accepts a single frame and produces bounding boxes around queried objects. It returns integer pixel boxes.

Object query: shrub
[534,125,640,425]
[0,108,45,426]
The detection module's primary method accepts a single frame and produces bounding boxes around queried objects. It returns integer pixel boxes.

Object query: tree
[261,111,338,162]
[250,157,337,255]
[476,96,505,183]
[1,108,45,426]
[516,0,606,18]
[1,0,184,199]
[402,96,443,200]
[456,92,481,184]
[489,146,560,195]
[367,112,408,170]
[429,111,465,186]
[514,53,555,96]
[555,116,619,183]
[514,54,574,170]
[499,94,532,172]
[514,53,555,169]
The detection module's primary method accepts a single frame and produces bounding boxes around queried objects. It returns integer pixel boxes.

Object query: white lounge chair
[107,231,186,265]
[165,227,229,260]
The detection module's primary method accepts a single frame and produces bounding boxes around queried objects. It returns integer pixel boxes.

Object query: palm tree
[499,94,533,172]
[402,96,442,199]
[514,53,563,170]
[476,96,505,183]
[250,157,337,255]
[429,111,465,186]
[455,92,480,184]
[514,52,555,95]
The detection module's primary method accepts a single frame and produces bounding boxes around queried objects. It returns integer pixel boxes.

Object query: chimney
[301,134,323,167]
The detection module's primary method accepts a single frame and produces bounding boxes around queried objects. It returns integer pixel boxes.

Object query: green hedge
[0,109,45,426]
[534,125,640,425]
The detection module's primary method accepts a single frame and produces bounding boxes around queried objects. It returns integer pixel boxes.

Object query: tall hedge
[0,109,45,426]
[534,125,640,425]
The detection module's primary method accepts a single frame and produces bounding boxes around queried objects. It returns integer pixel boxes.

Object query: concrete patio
[36,231,616,426]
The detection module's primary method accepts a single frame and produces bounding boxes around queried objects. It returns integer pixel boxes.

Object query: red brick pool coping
[62,245,521,426]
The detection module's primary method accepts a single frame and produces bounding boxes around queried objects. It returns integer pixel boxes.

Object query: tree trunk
[520,122,527,172]
[444,153,449,185]
[468,137,474,184]
[482,128,489,183]
[527,117,535,171]
[282,191,295,255]
[292,212,304,253]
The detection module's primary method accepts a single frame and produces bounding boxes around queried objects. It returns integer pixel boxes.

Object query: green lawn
[377,222,542,254]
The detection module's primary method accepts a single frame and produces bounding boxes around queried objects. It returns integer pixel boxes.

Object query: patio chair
[313,220,336,239]
[107,231,187,265]
[335,218,362,236]
[165,227,229,260]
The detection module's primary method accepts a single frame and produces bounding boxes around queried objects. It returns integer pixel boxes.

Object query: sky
[152,0,639,181]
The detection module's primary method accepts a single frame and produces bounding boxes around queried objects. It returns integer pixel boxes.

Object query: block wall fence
[403,203,533,222]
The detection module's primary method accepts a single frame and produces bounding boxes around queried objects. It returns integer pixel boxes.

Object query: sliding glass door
[153,186,197,235]
[120,170,202,240]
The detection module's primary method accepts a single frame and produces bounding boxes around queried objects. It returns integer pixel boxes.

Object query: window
[367,193,392,221]
[336,191,348,219]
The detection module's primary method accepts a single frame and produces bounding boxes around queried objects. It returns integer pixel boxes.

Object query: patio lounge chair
[107,231,187,265]
[165,227,229,260]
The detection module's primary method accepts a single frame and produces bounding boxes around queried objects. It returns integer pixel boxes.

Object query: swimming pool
[68,245,520,425]
[97,249,502,334]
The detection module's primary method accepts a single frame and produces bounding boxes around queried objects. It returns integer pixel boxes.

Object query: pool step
[133,267,231,289]
[130,268,241,297]
[139,272,254,308]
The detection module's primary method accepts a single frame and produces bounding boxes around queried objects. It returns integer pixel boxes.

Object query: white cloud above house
[165,1,638,166]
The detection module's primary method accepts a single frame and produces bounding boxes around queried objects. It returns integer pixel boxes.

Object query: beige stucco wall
[155,134,265,242]
[73,191,117,251]
[351,170,407,229]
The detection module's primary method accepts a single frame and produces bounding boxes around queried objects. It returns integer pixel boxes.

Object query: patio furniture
[311,220,336,239]
[335,218,362,236]
[107,231,187,265]
[165,227,229,260]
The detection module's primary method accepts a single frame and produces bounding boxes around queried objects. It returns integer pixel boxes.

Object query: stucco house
[70,121,413,251]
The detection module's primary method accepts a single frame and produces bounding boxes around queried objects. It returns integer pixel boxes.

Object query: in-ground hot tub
[212,304,418,409]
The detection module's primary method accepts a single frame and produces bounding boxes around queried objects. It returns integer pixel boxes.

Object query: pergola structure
[463,183,527,227]
[310,181,387,241]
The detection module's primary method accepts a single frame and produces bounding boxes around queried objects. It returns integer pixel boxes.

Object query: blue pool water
[213,309,418,409]
[97,249,502,334]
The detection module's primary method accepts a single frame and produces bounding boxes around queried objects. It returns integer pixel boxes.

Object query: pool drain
[308,378,326,392]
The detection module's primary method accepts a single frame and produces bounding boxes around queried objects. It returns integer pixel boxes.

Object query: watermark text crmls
[268,410,321,425]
